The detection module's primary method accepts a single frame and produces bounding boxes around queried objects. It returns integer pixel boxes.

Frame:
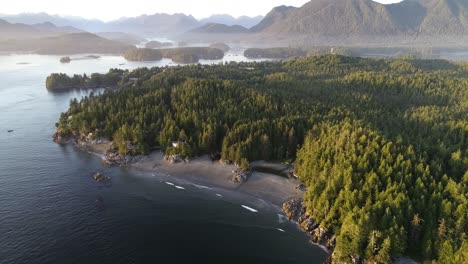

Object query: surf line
[241,205,258,213]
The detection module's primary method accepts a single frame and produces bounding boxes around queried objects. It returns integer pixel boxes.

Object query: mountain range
[250,0,468,45]
[199,14,264,28]
[1,0,468,47]
[0,12,263,37]
[0,19,82,41]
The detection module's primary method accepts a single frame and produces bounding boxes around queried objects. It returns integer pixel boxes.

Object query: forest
[53,55,467,263]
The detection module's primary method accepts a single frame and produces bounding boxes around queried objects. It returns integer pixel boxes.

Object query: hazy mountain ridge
[199,14,263,28]
[254,0,468,37]
[190,23,249,34]
[107,13,200,37]
[0,32,133,54]
[96,32,147,45]
[1,0,467,46]
[0,19,83,40]
[0,12,107,32]
[0,12,263,37]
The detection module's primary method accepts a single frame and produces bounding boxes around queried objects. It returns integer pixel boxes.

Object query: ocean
[0,52,327,264]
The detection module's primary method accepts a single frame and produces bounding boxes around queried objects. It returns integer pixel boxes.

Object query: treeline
[45,67,164,91]
[55,55,467,263]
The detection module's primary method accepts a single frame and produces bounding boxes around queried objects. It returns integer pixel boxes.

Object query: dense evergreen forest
[54,55,467,263]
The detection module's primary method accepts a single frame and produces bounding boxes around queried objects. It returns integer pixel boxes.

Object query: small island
[124,47,224,63]
[145,40,173,49]
[123,48,163,61]
[244,47,306,59]
[60,56,71,63]
[209,42,231,52]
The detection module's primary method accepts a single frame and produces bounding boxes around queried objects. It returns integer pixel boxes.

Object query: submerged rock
[93,172,110,182]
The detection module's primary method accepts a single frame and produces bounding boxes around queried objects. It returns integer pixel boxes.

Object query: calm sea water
[0,53,327,264]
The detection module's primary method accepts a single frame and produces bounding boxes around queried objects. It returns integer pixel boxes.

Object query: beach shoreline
[80,141,304,207]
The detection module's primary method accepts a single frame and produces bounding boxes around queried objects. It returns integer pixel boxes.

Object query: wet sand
[132,152,304,206]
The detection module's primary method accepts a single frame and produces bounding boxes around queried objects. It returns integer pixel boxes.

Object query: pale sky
[1,0,404,21]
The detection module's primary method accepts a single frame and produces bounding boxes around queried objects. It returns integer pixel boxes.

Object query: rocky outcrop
[210,152,221,161]
[164,154,187,164]
[52,132,72,144]
[104,149,145,167]
[282,198,336,252]
[231,168,252,183]
[295,183,307,192]
[219,159,231,165]
[93,172,110,182]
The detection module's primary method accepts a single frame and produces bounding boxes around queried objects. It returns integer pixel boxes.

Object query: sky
[1,0,404,21]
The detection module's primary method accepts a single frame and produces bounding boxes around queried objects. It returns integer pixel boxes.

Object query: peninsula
[52,55,468,263]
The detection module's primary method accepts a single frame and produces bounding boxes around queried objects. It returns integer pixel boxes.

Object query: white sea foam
[165,182,175,186]
[216,194,222,197]
[277,214,287,223]
[194,184,210,189]
[175,185,185,190]
[276,228,285,232]
[241,205,258,213]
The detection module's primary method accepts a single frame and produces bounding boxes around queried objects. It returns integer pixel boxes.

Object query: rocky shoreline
[54,133,334,259]
[53,133,145,166]
[282,198,336,257]
[53,133,417,263]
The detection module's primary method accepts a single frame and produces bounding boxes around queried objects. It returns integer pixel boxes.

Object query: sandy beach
[79,141,304,207]
[133,152,304,206]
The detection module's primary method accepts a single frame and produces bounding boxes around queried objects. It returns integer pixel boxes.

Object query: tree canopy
[54,55,467,263]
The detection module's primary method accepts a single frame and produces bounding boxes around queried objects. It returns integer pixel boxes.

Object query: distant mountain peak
[251,0,468,38]
[200,14,264,29]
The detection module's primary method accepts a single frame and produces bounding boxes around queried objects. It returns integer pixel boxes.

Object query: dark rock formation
[164,154,186,164]
[93,172,110,182]
[231,168,252,183]
[52,132,71,144]
[219,159,231,165]
[295,183,307,192]
[210,152,221,161]
[282,198,335,252]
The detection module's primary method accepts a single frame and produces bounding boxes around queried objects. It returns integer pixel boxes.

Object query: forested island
[123,48,163,61]
[52,55,467,263]
[145,40,173,49]
[244,47,306,59]
[209,42,230,52]
[124,47,224,63]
